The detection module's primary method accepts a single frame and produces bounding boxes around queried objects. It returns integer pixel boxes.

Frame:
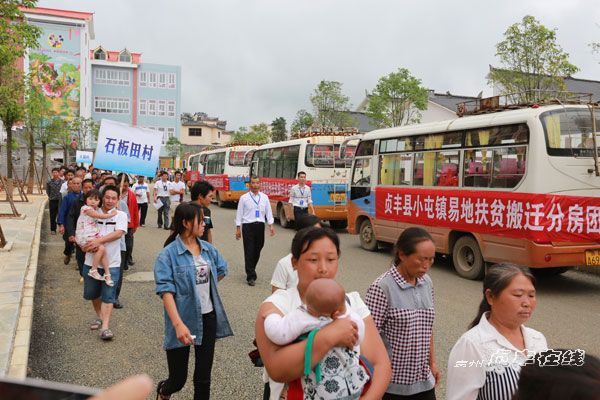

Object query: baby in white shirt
[264,278,365,348]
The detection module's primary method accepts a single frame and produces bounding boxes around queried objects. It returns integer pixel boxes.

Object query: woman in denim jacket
[154,202,233,399]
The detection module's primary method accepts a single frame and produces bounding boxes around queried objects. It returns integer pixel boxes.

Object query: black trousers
[161,312,217,400]
[116,250,126,300]
[49,199,59,232]
[138,203,148,225]
[293,206,308,223]
[383,388,436,400]
[125,228,134,264]
[242,222,265,281]
[75,245,85,277]
[63,236,75,257]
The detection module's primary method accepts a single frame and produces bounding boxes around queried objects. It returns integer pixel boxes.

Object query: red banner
[201,174,229,191]
[186,171,201,184]
[375,187,600,243]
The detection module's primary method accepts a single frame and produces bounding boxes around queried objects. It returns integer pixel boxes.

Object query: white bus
[347,100,600,279]
[250,133,357,228]
[191,145,257,206]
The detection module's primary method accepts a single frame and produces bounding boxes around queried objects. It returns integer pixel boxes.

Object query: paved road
[29,199,600,398]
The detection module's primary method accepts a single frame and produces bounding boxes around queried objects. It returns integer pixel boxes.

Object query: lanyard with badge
[299,186,305,206]
[251,193,261,219]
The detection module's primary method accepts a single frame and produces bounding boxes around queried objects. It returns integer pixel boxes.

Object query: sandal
[100,329,114,341]
[104,274,114,287]
[156,381,171,400]
[88,269,104,281]
[90,318,102,330]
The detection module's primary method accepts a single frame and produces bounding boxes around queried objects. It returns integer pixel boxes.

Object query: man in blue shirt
[57,177,82,265]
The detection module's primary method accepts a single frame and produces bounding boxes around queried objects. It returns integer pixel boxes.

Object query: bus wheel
[359,219,378,251]
[278,206,291,229]
[216,192,225,207]
[329,220,348,230]
[452,236,484,280]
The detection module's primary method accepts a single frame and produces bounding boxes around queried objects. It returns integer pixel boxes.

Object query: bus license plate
[585,250,600,266]
[329,193,346,203]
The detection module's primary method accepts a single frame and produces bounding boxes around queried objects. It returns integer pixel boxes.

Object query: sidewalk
[0,195,46,377]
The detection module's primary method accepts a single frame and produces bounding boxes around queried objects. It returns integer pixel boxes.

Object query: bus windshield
[305,144,356,168]
[541,108,600,157]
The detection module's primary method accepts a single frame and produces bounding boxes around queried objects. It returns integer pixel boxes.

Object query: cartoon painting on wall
[29,22,81,118]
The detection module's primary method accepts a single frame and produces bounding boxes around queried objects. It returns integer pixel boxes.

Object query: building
[180,112,231,151]
[90,47,182,159]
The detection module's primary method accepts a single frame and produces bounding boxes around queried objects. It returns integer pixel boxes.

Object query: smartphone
[0,376,99,399]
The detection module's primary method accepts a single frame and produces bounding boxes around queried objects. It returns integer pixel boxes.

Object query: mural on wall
[29,22,81,118]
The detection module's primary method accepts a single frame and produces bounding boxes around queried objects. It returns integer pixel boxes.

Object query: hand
[430,363,441,386]
[235,229,241,240]
[269,225,275,236]
[90,374,153,400]
[175,322,194,345]
[322,316,358,349]
[58,225,64,235]
[83,238,101,253]
[68,236,76,243]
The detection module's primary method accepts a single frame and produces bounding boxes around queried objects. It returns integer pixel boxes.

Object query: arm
[65,201,78,238]
[235,198,243,239]
[256,302,358,383]
[265,195,275,226]
[308,189,315,214]
[358,316,392,400]
[429,334,441,386]
[211,246,228,280]
[84,208,117,220]
[162,293,193,345]
[264,309,319,345]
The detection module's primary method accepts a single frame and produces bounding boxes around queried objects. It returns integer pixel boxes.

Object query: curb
[7,197,47,378]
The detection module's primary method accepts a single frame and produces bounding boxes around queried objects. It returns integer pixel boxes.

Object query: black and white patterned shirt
[46,178,64,200]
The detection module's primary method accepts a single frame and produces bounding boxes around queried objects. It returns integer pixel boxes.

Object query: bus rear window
[228,151,247,166]
[541,108,600,157]
[305,144,354,168]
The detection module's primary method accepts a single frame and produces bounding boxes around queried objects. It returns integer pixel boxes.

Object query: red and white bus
[347,100,600,279]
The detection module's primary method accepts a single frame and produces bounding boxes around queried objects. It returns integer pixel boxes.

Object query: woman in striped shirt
[446,264,548,400]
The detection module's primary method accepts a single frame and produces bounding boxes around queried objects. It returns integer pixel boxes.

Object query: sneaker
[88,269,104,281]
[104,274,115,287]
[63,254,71,265]
[247,279,256,286]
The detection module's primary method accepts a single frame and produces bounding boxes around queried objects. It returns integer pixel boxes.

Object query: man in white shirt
[60,169,74,197]
[169,170,186,214]
[81,185,127,341]
[288,171,315,223]
[132,175,150,227]
[153,171,172,230]
[235,176,275,286]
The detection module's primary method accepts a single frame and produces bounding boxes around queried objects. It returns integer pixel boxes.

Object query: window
[414,131,462,151]
[490,147,527,188]
[167,127,175,140]
[379,154,412,186]
[140,71,147,87]
[205,152,226,175]
[541,108,600,157]
[93,49,106,60]
[351,158,371,187]
[463,149,491,187]
[93,97,130,114]
[158,73,167,88]
[380,137,414,153]
[355,140,374,157]
[119,50,131,62]
[148,100,156,116]
[218,131,221,139]
[168,73,176,89]
[189,128,202,136]
[244,150,255,166]
[149,72,157,88]
[139,99,147,116]
[413,150,460,187]
[94,68,130,86]
[255,145,299,179]
[158,100,166,116]
[465,124,528,148]
[158,127,166,144]
[229,151,247,166]
[167,101,176,117]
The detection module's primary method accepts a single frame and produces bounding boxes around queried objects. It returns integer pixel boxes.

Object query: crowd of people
[45,167,599,400]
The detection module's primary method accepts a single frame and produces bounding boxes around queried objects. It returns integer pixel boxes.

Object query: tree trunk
[27,130,35,194]
[6,129,13,178]
[42,143,47,183]
[63,146,68,167]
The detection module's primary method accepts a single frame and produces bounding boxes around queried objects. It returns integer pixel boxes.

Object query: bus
[194,145,257,206]
[250,133,357,229]
[347,98,600,279]
[185,152,202,187]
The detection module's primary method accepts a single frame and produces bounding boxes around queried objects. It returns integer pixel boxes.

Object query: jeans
[138,203,148,225]
[157,196,171,228]
[125,228,134,264]
[75,245,85,277]
[160,311,217,400]
[49,199,59,232]
[242,222,265,281]
[116,251,126,301]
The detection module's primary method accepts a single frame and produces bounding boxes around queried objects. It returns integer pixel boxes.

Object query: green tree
[310,80,354,128]
[22,77,49,192]
[270,117,287,142]
[366,68,429,128]
[231,124,270,145]
[48,117,71,165]
[69,117,99,150]
[290,109,314,133]
[165,136,184,167]
[0,0,42,178]
[489,15,578,103]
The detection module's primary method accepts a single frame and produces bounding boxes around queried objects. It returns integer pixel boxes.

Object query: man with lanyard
[132,175,150,227]
[191,180,215,243]
[235,176,275,286]
[82,185,127,341]
[153,171,172,230]
[288,171,315,223]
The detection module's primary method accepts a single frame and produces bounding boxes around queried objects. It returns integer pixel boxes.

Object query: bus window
[415,131,462,151]
[355,140,375,157]
[414,151,459,186]
[229,151,246,166]
[351,158,371,187]
[282,145,299,179]
[465,124,528,147]
[463,149,492,187]
[205,152,225,175]
[490,147,527,188]
[379,154,412,186]
[380,137,413,153]
[541,108,600,157]
[244,150,255,166]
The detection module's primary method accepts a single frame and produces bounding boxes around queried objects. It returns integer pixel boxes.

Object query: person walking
[58,177,82,265]
[133,175,150,227]
[365,227,440,400]
[118,174,139,268]
[191,181,215,243]
[154,202,233,400]
[81,185,127,341]
[154,171,172,230]
[65,178,95,279]
[46,167,64,235]
[235,176,275,286]
[288,171,315,223]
